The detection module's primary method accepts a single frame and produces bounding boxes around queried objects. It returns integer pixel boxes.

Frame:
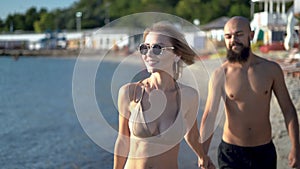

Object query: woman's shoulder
[119,81,145,101]
[178,83,199,100]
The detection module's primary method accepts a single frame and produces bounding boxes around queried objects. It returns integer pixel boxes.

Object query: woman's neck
[146,72,177,91]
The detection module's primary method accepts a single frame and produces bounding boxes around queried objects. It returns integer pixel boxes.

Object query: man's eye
[225,35,231,39]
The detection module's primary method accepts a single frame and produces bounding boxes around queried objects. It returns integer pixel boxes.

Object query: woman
[114,21,211,169]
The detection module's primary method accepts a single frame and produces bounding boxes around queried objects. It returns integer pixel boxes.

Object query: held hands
[198,155,215,169]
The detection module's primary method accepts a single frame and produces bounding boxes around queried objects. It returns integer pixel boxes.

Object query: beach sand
[271,76,300,169]
[100,53,299,169]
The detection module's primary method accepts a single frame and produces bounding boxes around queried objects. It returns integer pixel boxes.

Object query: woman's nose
[145,48,155,56]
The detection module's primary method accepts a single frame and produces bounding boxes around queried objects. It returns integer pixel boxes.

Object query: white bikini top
[128,81,186,145]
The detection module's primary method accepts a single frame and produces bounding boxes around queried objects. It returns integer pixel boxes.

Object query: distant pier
[0,49,81,57]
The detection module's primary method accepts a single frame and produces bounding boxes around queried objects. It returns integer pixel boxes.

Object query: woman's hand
[198,155,215,169]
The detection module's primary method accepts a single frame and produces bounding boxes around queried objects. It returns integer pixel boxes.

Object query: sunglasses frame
[138,43,174,55]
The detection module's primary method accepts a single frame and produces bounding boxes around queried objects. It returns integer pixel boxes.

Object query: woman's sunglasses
[138,43,174,55]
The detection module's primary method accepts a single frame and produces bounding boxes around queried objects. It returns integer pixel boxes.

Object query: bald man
[200,16,300,169]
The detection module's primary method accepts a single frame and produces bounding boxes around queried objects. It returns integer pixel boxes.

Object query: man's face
[226,38,250,63]
[224,21,251,63]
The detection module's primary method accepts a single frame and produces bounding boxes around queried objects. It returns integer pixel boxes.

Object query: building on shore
[0,31,68,50]
[200,16,230,48]
[250,0,299,52]
[0,25,209,56]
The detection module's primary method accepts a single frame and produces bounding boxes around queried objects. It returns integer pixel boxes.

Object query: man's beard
[226,42,250,63]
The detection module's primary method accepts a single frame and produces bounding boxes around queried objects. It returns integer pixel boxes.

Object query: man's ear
[250,30,255,40]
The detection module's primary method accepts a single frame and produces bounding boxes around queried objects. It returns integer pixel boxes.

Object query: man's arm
[200,68,225,154]
[272,62,300,168]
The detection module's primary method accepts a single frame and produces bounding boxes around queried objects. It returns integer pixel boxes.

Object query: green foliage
[251,40,264,51]
[0,0,254,33]
[175,0,202,22]
[34,13,56,32]
[4,14,25,31]
[228,4,250,18]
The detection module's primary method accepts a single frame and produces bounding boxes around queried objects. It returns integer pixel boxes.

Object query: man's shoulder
[255,55,282,70]
[219,61,235,72]
[211,64,226,81]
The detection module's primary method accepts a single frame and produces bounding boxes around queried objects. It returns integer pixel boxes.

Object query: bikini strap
[133,80,146,103]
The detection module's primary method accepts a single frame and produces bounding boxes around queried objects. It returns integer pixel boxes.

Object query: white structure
[85,29,130,49]
[251,0,293,26]
[0,32,68,50]
[295,0,300,15]
[200,16,230,48]
[82,27,143,52]
[0,33,46,50]
[184,31,206,51]
[0,26,207,52]
[251,0,295,45]
[81,26,207,53]
[284,6,299,50]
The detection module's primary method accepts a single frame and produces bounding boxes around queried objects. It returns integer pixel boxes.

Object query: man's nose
[230,35,240,44]
[231,35,237,41]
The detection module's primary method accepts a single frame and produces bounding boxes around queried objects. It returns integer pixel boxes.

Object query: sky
[0,0,79,20]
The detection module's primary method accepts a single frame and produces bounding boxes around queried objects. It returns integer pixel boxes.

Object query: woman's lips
[146,60,159,66]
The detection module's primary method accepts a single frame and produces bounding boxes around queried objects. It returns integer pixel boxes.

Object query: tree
[4,14,25,32]
[0,19,4,32]
[228,4,250,18]
[24,7,39,31]
[0,0,254,32]
[175,0,202,23]
[34,13,55,32]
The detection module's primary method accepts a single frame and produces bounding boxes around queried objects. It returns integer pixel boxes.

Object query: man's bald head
[224,16,251,32]
[223,16,253,63]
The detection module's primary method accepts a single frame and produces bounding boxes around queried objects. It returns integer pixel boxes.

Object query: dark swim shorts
[218,140,277,169]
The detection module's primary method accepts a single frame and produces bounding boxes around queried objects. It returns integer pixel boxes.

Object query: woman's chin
[146,67,155,73]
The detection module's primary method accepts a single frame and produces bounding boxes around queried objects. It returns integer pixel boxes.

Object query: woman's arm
[183,88,213,168]
[114,84,131,169]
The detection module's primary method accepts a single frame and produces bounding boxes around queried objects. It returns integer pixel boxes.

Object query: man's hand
[198,155,216,169]
[289,146,300,169]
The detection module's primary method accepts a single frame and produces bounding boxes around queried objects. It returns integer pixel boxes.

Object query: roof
[200,16,230,31]
[0,33,46,42]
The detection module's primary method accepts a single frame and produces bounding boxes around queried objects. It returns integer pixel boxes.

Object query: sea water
[0,56,221,169]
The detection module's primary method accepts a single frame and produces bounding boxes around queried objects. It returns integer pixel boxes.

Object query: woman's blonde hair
[143,21,197,65]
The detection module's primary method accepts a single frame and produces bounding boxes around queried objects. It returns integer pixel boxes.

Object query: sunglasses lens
[139,44,148,55]
[139,44,163,55]
[152,44,162,55]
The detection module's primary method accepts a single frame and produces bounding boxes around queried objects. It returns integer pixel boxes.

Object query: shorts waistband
[221,139,274,150]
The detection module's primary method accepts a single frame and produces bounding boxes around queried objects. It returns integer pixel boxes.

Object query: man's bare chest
[224,70,273,100]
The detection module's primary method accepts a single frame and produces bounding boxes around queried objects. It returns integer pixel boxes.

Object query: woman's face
[142,32,175,74]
